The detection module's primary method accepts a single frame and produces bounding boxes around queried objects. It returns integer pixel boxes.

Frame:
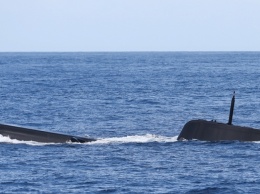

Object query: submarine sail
[177,93,260,142]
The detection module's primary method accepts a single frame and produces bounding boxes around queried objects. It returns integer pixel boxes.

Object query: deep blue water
[1,52,260,193]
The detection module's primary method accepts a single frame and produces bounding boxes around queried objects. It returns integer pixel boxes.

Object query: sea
[0,52,260,193]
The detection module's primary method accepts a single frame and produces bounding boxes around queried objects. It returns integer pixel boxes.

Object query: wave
[0,134,178,146]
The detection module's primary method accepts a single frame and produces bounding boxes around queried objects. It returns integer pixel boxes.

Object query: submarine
[2,92,259,143]
[0,123,96,143]
[177,92,260,142]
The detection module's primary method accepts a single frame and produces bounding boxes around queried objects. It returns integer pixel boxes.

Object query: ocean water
[0,52,260,193]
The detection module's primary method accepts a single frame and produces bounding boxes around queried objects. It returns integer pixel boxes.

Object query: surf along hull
[0,123,95,143]
[177,120,260,142]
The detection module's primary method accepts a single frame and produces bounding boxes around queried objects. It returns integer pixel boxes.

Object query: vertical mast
[228,91,235,125]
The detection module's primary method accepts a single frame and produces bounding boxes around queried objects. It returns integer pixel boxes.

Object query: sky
[1,0,260,52]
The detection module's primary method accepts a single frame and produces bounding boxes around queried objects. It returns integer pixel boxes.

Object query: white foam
[0,134,58,146]
[0,134,178,146]
[88,134,178,145]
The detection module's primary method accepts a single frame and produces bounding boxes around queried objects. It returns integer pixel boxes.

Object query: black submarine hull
[0,123,96,143]
[177,120,260,142]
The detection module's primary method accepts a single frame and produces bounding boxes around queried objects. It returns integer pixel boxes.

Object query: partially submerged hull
[0,123,95,143]
[177,120,260,142]
[177,93,260,142]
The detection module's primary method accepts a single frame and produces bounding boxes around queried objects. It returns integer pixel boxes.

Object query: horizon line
[1,51,260,53]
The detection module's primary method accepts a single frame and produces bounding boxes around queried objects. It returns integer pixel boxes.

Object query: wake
[0,134,178,146]
[90,134,178,145]
[0,134,56,146]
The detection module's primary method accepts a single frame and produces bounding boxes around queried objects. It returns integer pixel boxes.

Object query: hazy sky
[1,0,260,52]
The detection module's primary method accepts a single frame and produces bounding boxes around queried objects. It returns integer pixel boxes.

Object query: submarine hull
[0,123,95,143]
[177,120,260,142]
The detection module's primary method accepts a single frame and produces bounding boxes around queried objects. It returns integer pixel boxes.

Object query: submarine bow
[0,123,95,143]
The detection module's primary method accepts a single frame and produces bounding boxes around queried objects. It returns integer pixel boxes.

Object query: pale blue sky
[1,0,260,52]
